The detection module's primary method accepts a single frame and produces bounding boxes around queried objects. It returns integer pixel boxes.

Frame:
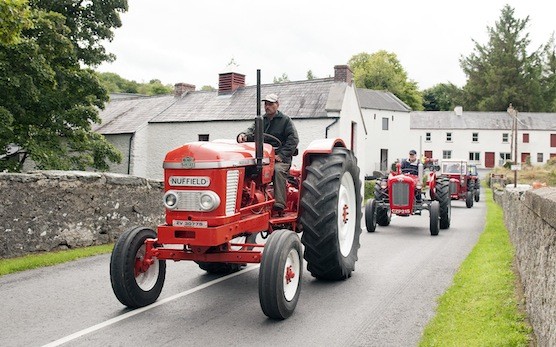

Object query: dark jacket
[240,111,299,164]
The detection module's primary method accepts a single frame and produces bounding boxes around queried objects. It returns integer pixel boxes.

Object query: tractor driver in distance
[401,149,419,175]
[237,93,299,214]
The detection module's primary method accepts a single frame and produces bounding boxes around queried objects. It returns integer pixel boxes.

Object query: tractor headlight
[199,191,220,211]
[380,180,387,189]
[163,191,178,209]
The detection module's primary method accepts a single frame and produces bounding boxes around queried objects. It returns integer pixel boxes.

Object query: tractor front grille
[449,181,457,195]
[392,182,410,205]
[226,170,239,216]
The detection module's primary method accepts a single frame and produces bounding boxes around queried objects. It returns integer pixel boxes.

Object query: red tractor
[365,159,451,236]
[109,72,363,320]
[439,160,478,208]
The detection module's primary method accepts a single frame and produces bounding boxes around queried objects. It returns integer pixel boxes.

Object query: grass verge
[419,188,532,346]
[0,244,114,277]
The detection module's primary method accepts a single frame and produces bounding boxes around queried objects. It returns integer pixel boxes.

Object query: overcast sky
[96,0,556,91]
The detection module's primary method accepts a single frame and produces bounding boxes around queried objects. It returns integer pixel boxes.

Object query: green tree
[460,5,545,111]
[29,0,128,66]
[306,70,315,80]
[540,34,556,111]
[348,50,423,110]
[273,73,289,83]
[0,0,33,45]
[201,85,216,91]
[0,9,121,172]
[423,83,465,111]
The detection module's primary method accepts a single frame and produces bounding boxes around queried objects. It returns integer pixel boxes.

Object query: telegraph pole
[507,104,518,187]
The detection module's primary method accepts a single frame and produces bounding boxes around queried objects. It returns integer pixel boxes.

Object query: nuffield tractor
[110,71,363,319]
[365,159,451,236]
[439,160,479,208]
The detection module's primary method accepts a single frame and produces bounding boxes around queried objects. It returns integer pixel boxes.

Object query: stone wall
[494,186,556,346]
[0,171,164,258]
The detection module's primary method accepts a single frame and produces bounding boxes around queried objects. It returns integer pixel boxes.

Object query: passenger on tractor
[237,93,299,213]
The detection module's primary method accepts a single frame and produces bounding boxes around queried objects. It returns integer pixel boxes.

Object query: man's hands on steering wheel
[263,133,282,148]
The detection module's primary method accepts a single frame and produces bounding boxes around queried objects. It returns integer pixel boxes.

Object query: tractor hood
[163,140,273,169]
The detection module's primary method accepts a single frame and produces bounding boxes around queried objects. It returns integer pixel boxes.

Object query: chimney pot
[174,83,195,97]
[454,106,463,116]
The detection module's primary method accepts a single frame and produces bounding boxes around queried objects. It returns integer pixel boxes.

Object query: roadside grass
[0,244,114,276]
[419,188,532,346]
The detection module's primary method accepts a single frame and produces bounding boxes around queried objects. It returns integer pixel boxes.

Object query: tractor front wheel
[474,188,480,202]
[435,178,451,229]
[110,227,166,308]
[466,191,474,208]
[300,148,362,280]
[429,201,440,236]
[259,229,302,320]
[365,199,377,232]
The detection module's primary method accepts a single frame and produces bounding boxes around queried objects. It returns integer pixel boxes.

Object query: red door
[424,150,432,159]
[485,152,495,168]
[521,152,530,163]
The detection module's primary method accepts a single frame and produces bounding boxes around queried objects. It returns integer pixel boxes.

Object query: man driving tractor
[401,149,419,175]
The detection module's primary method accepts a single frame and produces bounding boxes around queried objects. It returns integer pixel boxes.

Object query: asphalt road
[1,194,486,347]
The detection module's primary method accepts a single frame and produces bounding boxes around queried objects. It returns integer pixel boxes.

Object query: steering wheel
[263,133,282,149]
[401,168,417,175]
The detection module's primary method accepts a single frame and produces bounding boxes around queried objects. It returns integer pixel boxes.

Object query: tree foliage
[0,3,125,172]
[29,0,128,66]
[460,5,549,111]
[349,50,423,110]
[96,72,173,95]
[423,83,465,111]
[273,73,290,83]
[0,0,33,45]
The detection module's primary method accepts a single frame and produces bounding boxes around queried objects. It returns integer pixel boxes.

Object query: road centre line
[42,265,260,347]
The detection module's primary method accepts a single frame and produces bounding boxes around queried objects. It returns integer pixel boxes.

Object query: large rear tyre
[466,191,474,208]
[365,199,377,232]
[435,179,451,229]
[300,147,362,280]
[110,227,166,308]
[376,206,391,226]
[259,229,302,320]
[429,201,440,236]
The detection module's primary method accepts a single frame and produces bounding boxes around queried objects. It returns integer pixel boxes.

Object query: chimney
[174,83,195,97]
[218,71,245,95]
[454,106,463,116]
[334,65,353,85]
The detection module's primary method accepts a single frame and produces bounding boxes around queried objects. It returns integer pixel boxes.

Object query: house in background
[411,106,556,168]
[357,89,413,174]
[94,65,368,182]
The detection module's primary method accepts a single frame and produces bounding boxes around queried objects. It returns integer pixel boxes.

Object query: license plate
[173,220,208,228]
[392,208,411,214]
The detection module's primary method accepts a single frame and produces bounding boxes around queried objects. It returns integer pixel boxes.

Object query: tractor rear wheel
[300,147,362,280]
[466,191,474,208]
[376,206,391,226]
[365,199,377,232]
[110,227,166,308]
[435,178,451,229]
[429,201,440,236]
[259,229,302,320]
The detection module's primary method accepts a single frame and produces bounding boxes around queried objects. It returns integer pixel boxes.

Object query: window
[523,133,529,143]
[382,117,389,130]
[502,133,509,143]
[472,133,478,142]
[469,152,480,161]
[499,152,511,166]
[537,153,544,163]
[446,132,452,142]
[198,134,209,141]
[425,132,431,141]
[442,150,452,159]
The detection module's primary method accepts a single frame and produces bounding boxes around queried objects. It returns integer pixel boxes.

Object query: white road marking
[42,265,260,347]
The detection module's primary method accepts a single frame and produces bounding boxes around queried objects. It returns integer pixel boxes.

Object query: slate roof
[411,111,556,131]
[94,78,344,134]
[149,78,341,123]
[356,89,412,112]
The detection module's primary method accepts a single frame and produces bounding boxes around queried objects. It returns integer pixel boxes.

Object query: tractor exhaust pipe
[255,69,263,171]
